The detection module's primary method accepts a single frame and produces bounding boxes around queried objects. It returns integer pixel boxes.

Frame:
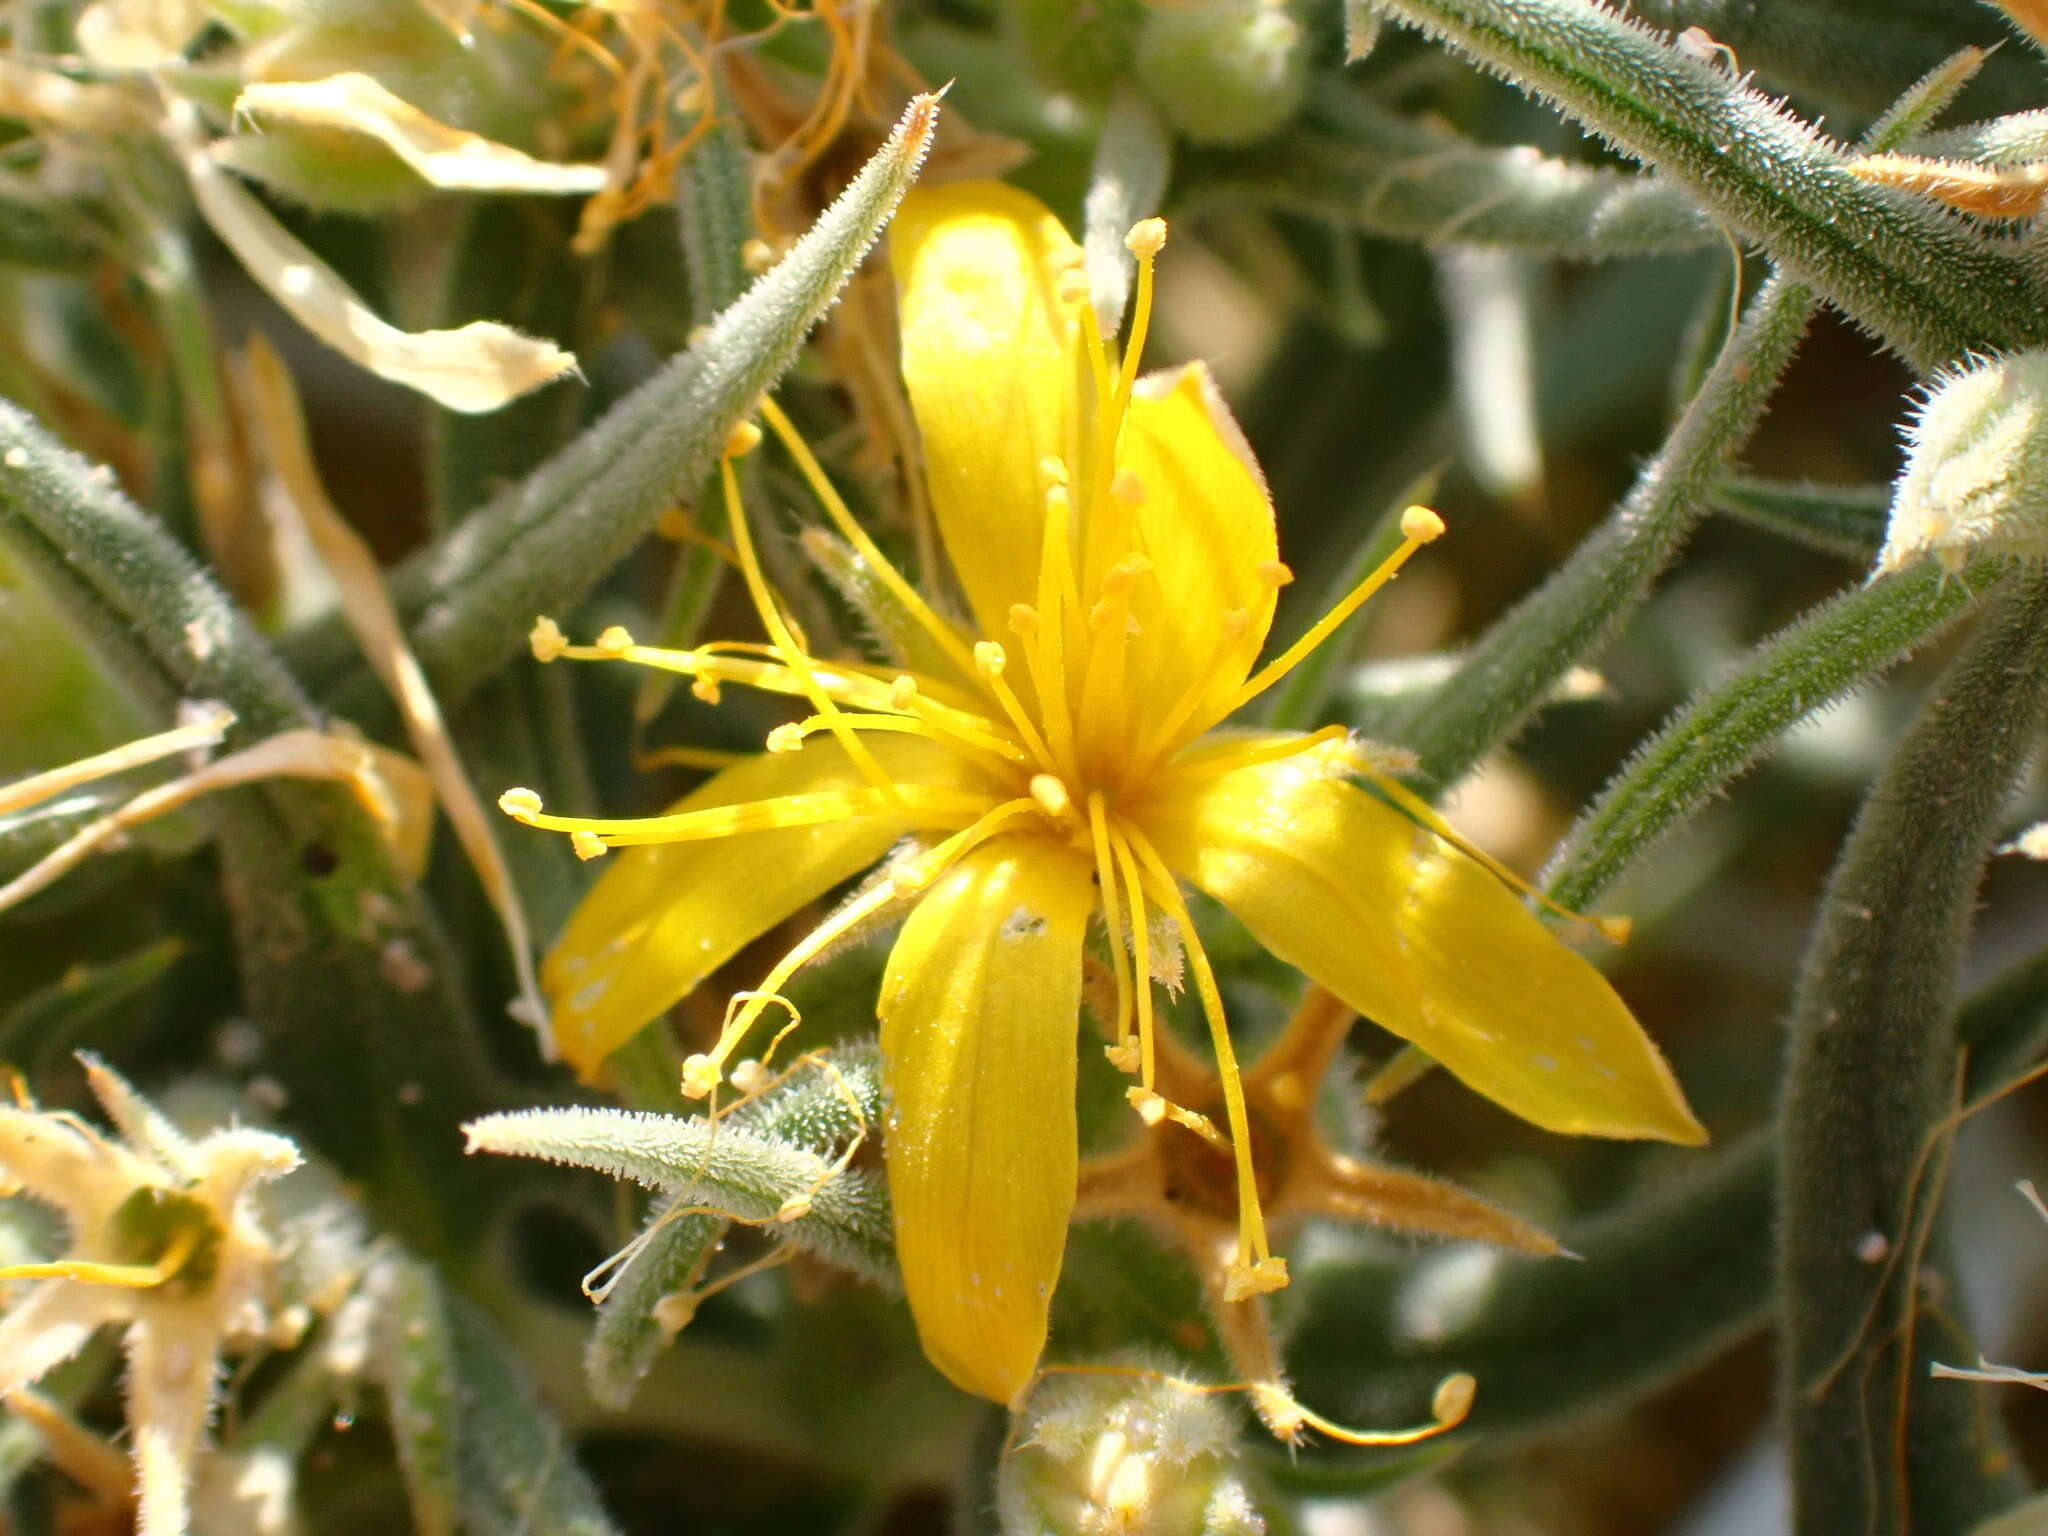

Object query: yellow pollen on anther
[595,625,634,656]
[571,830,607,861]
[1110,468,1147,507]
[1039,455,1069,487]
[691,675,722,705]
[725,420,764,458]
[1125,216,1168,260]
[765,723,805,753]
[1029,773,1073,822]
[1008,604,1041,639]
[1401,504,1447,542]
[890,675,919,710]
[499,787,543,821]
[974,640,1007,678]
[681,1052,720,1098]
[529,617,568,662]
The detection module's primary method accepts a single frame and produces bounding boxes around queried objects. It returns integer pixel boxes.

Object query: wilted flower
[501,181,1701,1406]
[0,1057,304,1536]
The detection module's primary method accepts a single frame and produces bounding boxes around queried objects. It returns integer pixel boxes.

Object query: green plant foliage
[7,1,2048,1532]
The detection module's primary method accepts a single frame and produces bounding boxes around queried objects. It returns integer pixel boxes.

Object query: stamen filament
[1154,724,1351,789]
[1108,826,1157,1087]
[721,455,904,809]
[1086,792,1135,1063]
[1209,506,1446,727]
[1123,825,1285,1299]
[758,396,982,683]
[496,784,986,846]
[1027,489,1082,779]
[976,642,1060,775]
[682,797,1041,1098]
[0,1224,200,1290]
[773,711,1027,772]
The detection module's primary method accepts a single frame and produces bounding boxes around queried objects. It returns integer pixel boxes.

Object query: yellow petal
[891,182,1084,638]
[1140,754,1704,1144]
[1114,363,1278,742]
[543,739,968,1077]
[879,836,1095,1404]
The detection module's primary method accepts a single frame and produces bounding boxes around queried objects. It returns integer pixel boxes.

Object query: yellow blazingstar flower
[502,181,1704,1408]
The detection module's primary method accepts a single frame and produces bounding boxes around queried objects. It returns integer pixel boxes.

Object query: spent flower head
[0,1056,305,1536]
[501,181,1702,1406]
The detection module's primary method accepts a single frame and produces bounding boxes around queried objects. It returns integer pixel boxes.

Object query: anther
[1102,554,1151,594]
[595,625,634,656]
[691,674,722,705]
[1038,455,1069,487]
[765,723,806,753]
[498,787,543,822]
[680,1053,721,1098]
[1595,914,1634,944]
[1030,773,1074,823]
[1124,217,1168,260]
[1045,483,1071,516]
[1401,505,1447,542]
[1223,1255,1290,1302]
[1110,468,1147,507]
[1127,1087,1169,1127]
[974,640,1008,678]
[1055,266,1090,307]
[1256,561,1295,589]
[655,506,692,541]
[571,830,607,861]
[724,420,764,458]
[1104,1040,1140,1073]
[741,238,775,273]
[731,1059,772,1095]
[889,674,919,710]
[528,617,568,662]
[1008,604,1041,639]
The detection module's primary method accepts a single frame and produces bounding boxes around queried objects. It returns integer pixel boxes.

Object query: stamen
[1126,1086,1227,1149]
[1029,483,1082,776]
[1157,724,1351,788]
[495,783,986,847]
[0,1223,200,1290]
[975,640,1058,773]
[758,397,981,682]
[721,455,902,807]
[1029,773,1075,825]
[1086,792,1135,1063]
[1249,1372,1476,1448]
[1206,506,1446,730]
[1123,826,1283,1295]
[1107,826,1157,1086]
[529,617,569,662]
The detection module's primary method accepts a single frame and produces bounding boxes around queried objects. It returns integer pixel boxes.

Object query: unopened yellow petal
[1141,755,1704,1144]
[879,837,1095,1404]
[1113,363,1278,746]
[891,182,1085,638]
[543,738,980,1077]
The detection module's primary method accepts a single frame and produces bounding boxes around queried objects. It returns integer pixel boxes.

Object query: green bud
[1136,0,1307,147]
[1008,0,1147,104]
[1877,349,2048,578]
[999,1367,1272,1535]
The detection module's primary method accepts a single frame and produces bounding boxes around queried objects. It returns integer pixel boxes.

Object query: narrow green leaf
[1779,569,2048,1533]
[1707,475,1891,560]
[1544,557,1992,912]
[1378,267,1815,789]
[676,118,754,332]
[376,1255,462,1536]
[0,937,184,1068]
[585,1198,726,1410]
[1187,93,1713,258]
[1358,0,2046,365]
[446,1292,622,1536]
[292,93,943,721]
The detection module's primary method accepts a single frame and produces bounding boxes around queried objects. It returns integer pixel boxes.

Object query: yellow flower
[500,181,1704,1407]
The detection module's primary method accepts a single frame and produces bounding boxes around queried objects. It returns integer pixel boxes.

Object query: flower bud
[1876,350,2048,579]
[1006,0,1147,103]
[1136,0,1307,147]
[1000,1366,1273,1534]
